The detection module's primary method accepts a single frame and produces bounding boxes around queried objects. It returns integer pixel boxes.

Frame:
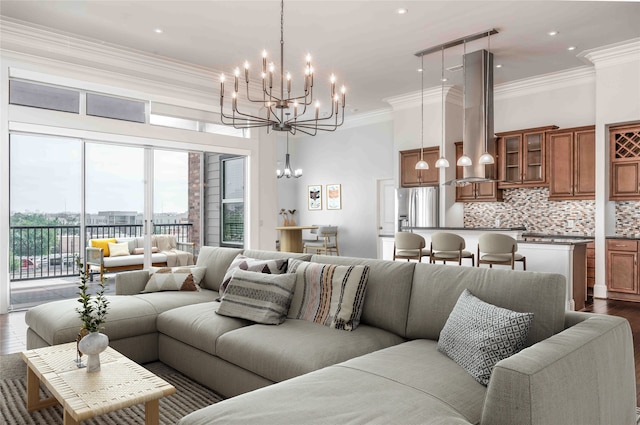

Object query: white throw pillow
[108,242,130,257]
[142,266,206,293]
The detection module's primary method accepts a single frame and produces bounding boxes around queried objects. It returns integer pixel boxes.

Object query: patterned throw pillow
[142,266,207,293]
[219,255,287,298]
[287,259,369,331]
[216,269,297,325]
[437,289,534,386]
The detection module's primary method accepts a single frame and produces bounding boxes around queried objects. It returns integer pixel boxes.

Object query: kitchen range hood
[444,48,497,186]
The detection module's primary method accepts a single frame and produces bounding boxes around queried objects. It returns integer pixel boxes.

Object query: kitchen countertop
[607,235,640,240]
[401,226,527,231]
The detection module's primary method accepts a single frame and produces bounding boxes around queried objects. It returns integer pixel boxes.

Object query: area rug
[0,352,223,424]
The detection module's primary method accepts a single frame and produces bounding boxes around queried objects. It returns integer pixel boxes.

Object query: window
[221,156,245,246]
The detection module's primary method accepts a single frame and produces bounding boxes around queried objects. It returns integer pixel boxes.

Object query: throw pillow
[132,247,159,255]
[108,242,130,257]
[142,266,206,293]
[287,259,369,331]
[219,254,287,298]
[216,269,297,325]
[437,289,534,386]
[91,238,117,257]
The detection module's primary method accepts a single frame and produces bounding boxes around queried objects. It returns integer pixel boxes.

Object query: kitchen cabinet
[587,241,595,297]
[496,125,558,188]
[548,126,595,200]
[400,147,439,187]
[610,123,640,200]
[606,238,639,301]
[455,142,502,202]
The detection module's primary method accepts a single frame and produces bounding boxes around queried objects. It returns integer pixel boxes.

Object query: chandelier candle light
[219,0,346,136]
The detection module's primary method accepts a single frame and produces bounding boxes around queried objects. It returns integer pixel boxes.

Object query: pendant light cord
[441,46,444,155]
[420,54,424,161]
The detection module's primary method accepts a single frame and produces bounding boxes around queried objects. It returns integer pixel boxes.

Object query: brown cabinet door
[611,162,640,199]
[548,131,574,199]
[522,131,546,185]
[400,148,439,187]
[475,181,501,201]
[499,135,522,186]
[574,129,595,198]
[607,250,638,294]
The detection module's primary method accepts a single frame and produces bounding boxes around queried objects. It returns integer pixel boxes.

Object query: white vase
[78,332,109,373]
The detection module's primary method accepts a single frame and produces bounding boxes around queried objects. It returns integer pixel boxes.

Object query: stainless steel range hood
[444,48,497,186]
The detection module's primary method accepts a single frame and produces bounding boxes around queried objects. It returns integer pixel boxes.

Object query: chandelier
[277,132,302,178]
[219,0,347,136]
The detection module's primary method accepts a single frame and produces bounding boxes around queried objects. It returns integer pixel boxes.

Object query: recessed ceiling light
[397,8,408,15]
[441,78,448,82]
[567,46,577,51]
[417,68,423,72]
[154,28,163,34]
[548,30,559,36]
[495,64,503,68]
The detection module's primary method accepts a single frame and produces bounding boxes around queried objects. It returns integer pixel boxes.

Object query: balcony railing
[10,223,193,281]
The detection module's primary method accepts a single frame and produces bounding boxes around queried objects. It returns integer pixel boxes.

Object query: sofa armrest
[115,270,150,295]
[176,241,195,256]
[85,247,104,266]
[481,314,636,425]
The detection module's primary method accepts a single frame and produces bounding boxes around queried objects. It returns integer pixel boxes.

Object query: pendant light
[457,40,473,167]
[435,45,450,168]
[415,54,429,170]
[276,132,302,178]
[478,31,495,165]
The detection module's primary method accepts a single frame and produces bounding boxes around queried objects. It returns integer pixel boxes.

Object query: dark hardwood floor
[2,299,640,405]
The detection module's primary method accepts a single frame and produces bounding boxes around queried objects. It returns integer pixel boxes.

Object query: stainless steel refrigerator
[396,187,439,230]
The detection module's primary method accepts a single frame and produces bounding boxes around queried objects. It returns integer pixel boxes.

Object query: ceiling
[1,1,639,115]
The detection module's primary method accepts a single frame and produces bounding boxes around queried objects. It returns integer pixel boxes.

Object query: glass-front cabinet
[497,125,558,188]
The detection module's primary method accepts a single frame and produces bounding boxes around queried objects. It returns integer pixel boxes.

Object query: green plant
[75,257,109,333]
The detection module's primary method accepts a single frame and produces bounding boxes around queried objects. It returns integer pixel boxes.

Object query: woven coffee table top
[22,342,176,422]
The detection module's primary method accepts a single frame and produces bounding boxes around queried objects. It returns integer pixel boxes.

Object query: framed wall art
[326,184,342,210]
[308,185,322,210]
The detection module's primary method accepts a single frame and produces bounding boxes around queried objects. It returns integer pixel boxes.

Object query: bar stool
[393,232,430,262]
[477,233,526,270]
[430,232,475,266]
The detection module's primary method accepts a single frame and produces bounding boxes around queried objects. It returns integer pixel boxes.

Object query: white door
[377,178,395,236]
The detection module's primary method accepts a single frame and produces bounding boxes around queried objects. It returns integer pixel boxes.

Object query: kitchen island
[379,228,591,311]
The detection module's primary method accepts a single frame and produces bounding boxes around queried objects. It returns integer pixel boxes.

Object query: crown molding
[494,66,595,100]
[578,38,640,69]
[384,86,456,111]
[341,108,393,130]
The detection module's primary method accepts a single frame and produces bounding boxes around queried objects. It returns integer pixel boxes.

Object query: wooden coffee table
[21,342,176,424]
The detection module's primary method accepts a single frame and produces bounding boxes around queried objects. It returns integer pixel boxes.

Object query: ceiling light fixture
[397,8,408,15]
[276,131,302,178]
[478,31,495,165]
[567,46,577,51]
[435,46,450,169]
[415,54,429,170]
[154,28,163,34]
[495,64,503,68]
[219,0,346,136]
[548,30,559,36]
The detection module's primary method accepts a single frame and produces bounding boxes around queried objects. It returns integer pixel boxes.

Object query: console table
[276,226,318,253]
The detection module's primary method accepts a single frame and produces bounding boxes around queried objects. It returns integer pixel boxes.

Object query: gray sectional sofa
[25,246,637,424]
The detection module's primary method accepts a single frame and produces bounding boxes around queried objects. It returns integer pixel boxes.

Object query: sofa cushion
[196,246,245,291]
[437,289,533,386]
[108,242,130,257]
[217,269,296,325]
[91,238,117,257]
[131,289,218,314]
[219,254,287,298]
[179,340,479,425]
[406,263,565,347]
[215,319,405,383]
[310,255,415,337]
[287,259,369,331]
[103,252,167,268]
[157,302,252,356]
[116,237,137,254]
[142,266,207,293]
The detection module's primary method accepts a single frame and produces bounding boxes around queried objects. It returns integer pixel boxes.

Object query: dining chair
[303,226,339,256]
[430,232,475,266]
[477,233,526,270]
[393,232,430,262]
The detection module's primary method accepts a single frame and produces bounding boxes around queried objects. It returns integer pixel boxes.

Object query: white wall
[279,118,394,259]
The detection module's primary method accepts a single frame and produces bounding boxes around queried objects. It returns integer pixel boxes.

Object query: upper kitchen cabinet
[610,123,640,200]
[400,147,439,187]
[548,126,595,200]
[455,142,502,202]
[496,125,558,188]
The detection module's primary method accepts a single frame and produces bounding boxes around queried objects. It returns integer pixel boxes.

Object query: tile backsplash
[615,201,640,236]
[463,187,596,235]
